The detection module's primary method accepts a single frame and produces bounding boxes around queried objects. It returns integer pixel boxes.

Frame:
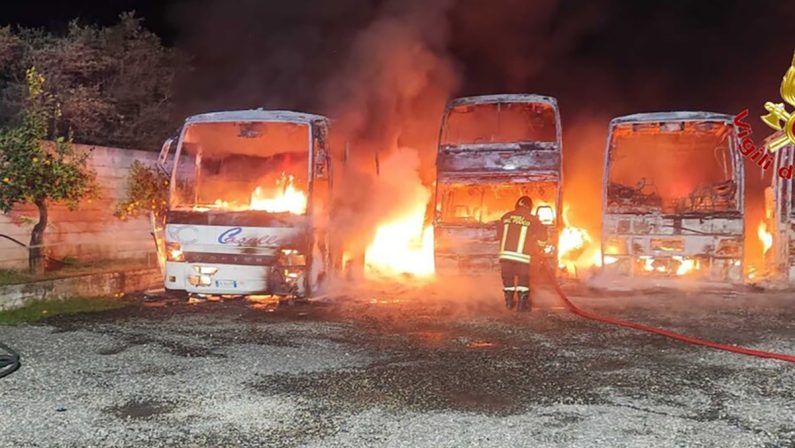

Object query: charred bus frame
[433,94,563,274]
[157,109,333,299]
[764,132,795,286]
[601,112,745,284]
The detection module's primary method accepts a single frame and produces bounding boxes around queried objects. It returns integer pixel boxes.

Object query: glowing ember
[466,340,497,348]
[364,205,434,278]
[675,256,697,276]
[758,222,773,255]
[641,256,659,272]
[639,255,698,276]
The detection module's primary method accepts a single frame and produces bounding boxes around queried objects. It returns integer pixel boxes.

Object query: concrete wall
[0,268,162,311]
[0,144,160,270]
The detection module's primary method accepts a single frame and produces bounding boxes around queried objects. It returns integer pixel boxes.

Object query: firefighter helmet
[516,196,533,210]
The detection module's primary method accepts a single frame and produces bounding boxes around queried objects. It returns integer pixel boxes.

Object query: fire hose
[542,264,795,364]
[0,342,21,379]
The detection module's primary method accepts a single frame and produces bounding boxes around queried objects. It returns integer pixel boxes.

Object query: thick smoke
[319,0,458,260]
[173,0,458,275]
[169,0,795,281]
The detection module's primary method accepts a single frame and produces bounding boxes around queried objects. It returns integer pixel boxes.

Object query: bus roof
[447,94,558,110]
[185,109,329,125]
[610,111,734,127]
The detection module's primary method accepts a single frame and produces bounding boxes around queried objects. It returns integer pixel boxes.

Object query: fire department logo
[761,52,795,152]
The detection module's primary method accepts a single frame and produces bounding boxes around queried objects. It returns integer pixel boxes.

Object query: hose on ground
[543,263,795,364]
[0,342,21,378]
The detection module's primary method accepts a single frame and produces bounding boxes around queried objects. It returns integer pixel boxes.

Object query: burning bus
[601,112,745,283]
[157,110,333,299]
[433,94,562,274]
[762,132,794,285]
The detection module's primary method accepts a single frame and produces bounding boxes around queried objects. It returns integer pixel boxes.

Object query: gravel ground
[0,284,793,447]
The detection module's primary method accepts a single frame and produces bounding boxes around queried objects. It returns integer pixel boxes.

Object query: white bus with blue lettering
[158,109,334,299]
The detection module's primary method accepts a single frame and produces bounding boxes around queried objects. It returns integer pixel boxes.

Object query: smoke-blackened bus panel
[765,136,795,286]
[437,144,561,173]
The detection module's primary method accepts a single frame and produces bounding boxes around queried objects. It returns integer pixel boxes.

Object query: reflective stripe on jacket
[497,208,545,264]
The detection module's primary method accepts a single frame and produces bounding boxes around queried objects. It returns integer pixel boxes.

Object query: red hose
[544,266,795,364]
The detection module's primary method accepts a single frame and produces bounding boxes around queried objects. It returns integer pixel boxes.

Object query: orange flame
[558,227,590,260]
[250,174,307,214]
[197,173,307,214]
[364,205,434,279]
[758,222,773,255]
[557,205,597,273]
[676,257,697,276]
[640,255,698,276]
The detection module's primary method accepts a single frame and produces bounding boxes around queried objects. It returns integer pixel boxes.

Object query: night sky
[3,0,793,121]
[3,0,795,163]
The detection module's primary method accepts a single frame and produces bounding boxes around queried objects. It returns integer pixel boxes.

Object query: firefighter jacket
[497,208,547,264]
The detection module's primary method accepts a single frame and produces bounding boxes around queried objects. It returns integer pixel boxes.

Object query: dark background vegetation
[1,0,793,165]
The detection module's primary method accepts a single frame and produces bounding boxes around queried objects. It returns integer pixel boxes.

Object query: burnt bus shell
[433,94,563,274]
[764,132,795,286]
[601,111,745,283]
[160,109,333,298]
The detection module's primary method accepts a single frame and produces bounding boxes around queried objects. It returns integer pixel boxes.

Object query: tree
[114,160,170,271]
[114,160,169,223]
[0,12,183,149]
[0,68,98,273]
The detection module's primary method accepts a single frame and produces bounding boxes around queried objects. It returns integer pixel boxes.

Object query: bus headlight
[188,275,213,286]
[166,242,185,262]
[193,266,218,275]
[535,205,555,225]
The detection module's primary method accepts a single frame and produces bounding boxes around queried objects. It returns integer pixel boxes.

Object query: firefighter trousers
[499,259,530,292]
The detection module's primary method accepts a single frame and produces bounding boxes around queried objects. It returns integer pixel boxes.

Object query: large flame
[198,173,307,214]
[364,205,434,279]
[557,205,597,273]
[758,222,773,255]
[558,227,590,260]
[250,174,307,214]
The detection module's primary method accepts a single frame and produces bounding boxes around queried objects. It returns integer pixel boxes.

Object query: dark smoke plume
[170,0,795,272]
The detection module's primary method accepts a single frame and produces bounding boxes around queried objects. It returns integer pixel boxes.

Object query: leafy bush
[114,160,169,222]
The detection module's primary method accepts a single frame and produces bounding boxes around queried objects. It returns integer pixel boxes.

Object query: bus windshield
[171,121,310,214]
[436,182,557,225]
[606,121,737,214]
[441,102,557,145]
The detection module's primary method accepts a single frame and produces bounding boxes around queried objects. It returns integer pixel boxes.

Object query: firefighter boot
[503,290,515,309]
[517,291,530,312]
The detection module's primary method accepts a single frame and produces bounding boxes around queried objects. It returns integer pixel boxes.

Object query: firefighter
[497,196,547,311]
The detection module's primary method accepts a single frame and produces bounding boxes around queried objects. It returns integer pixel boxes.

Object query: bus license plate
[215,280,237,288]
